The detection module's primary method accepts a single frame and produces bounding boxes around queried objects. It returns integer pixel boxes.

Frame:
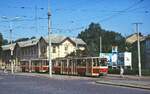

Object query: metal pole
[75,39,78,56]
[134,23,142,77]
[48,0,52,77]
[2,16,20,74]
[35,5,38,33]
[100,36,102,55]
[10,24,14,74]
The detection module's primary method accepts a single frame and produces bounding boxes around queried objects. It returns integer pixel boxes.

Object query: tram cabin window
[100,59,107,66]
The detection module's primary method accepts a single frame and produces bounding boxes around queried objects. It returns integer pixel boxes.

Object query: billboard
[111,53,118,66]
[118,52,132,66]
[100,53,118,66]
[124,52,132,66]
[100,53,112,66]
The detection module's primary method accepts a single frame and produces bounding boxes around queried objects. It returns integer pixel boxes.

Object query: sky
[0,0,150,41]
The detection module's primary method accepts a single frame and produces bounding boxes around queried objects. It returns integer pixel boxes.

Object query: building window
[53,46,56,53]
[41,46,46,53]
[64,45,68,51]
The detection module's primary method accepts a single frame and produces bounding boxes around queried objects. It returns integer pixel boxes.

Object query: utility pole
[75,38,78,56]
[1,16,20,74]
[35,5,38,33]
[100,36,102,55]
[133,23,142,77]
[48,0,52,77]
[10,24,14,74]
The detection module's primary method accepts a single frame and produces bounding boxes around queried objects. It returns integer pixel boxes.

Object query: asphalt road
[0,73,150,94]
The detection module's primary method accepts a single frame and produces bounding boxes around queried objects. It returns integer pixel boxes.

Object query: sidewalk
[96,74,150,90]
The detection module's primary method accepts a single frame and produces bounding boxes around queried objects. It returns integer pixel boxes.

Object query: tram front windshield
[100,59,107,66]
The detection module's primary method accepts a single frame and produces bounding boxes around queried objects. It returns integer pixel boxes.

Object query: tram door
[86,58,92,76]
[70,59,77,75]
[61,59,67,74]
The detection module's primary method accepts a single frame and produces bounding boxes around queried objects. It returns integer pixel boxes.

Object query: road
[0,73,150,94]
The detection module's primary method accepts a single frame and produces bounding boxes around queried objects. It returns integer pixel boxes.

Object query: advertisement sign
[111,53,118,66]
[100,53,112,66]
[124,52,132,66]
[117,53,124,66]
[118,52,132,66]
[100,52,132,66]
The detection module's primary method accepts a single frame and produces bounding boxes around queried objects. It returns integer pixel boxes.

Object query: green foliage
[13,36,36,43]
[0,33,3,59]
[2,39,8,45]
[66,49,89,57]
[14,38,29,43]
[30,36,36,39]
[108,68,150,76]
[78,22,126,56]
[108,68,120,74]
[142,69,150,76]
[125,39,145,69]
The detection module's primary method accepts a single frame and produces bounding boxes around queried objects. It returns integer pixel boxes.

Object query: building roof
[44,34,66,44]
[2,38,40,51]
[2,35,86,51]
[70,37,86,45]
[18,38,39,47]
[45,34,86,45]
[2,43,16,51]
[126,33,144,44]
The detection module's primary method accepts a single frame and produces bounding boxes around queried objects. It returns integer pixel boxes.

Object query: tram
[21,57,108,76]
[52,57,108,76]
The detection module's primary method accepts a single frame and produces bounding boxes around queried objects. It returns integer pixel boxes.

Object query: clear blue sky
[0,0,150,40]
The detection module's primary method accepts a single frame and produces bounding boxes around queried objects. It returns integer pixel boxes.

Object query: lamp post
[48,0,52,77]
[1,16,20,74]
[133,23,142,77]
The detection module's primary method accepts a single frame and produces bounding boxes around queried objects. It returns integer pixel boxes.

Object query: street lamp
[133,23,142,77]
[48,0,52,77]
[1,16,20,74]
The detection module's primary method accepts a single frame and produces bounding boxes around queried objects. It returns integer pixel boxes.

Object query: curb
[95,81,150,90]
[14,73,95,80]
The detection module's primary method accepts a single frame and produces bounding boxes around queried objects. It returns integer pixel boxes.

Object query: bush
[142,69,150,76]
[108,68,120,74]
[108,68,150,76]
[124,69,138,75]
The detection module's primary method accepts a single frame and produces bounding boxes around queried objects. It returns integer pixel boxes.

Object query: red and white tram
[21,57,108,76]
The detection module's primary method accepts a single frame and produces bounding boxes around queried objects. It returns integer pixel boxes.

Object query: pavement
[1,72,150,94]
[1,70,150,90]
[96,74,150,90]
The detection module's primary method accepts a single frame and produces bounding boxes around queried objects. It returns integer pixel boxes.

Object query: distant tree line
[68,22,147,69]
[77,22,126,56]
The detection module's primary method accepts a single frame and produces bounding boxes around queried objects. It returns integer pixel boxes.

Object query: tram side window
[87,59,92,67]
[93,58,99,66]
[77,59,86,66]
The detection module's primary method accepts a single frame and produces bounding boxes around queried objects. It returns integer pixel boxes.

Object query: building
[126,33,150,69]
[45,35,86,59]
[126,33,144,44]
[144,36,150,69]
[1,35,86,72]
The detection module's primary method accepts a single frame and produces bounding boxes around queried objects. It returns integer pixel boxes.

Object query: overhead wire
[99,0,145,22]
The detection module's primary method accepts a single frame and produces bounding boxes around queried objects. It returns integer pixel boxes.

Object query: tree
[2,39,8,45]
[0,33,3,59]
[14,38,29,43]
[78,22,126,56]
[31,36,36,39]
